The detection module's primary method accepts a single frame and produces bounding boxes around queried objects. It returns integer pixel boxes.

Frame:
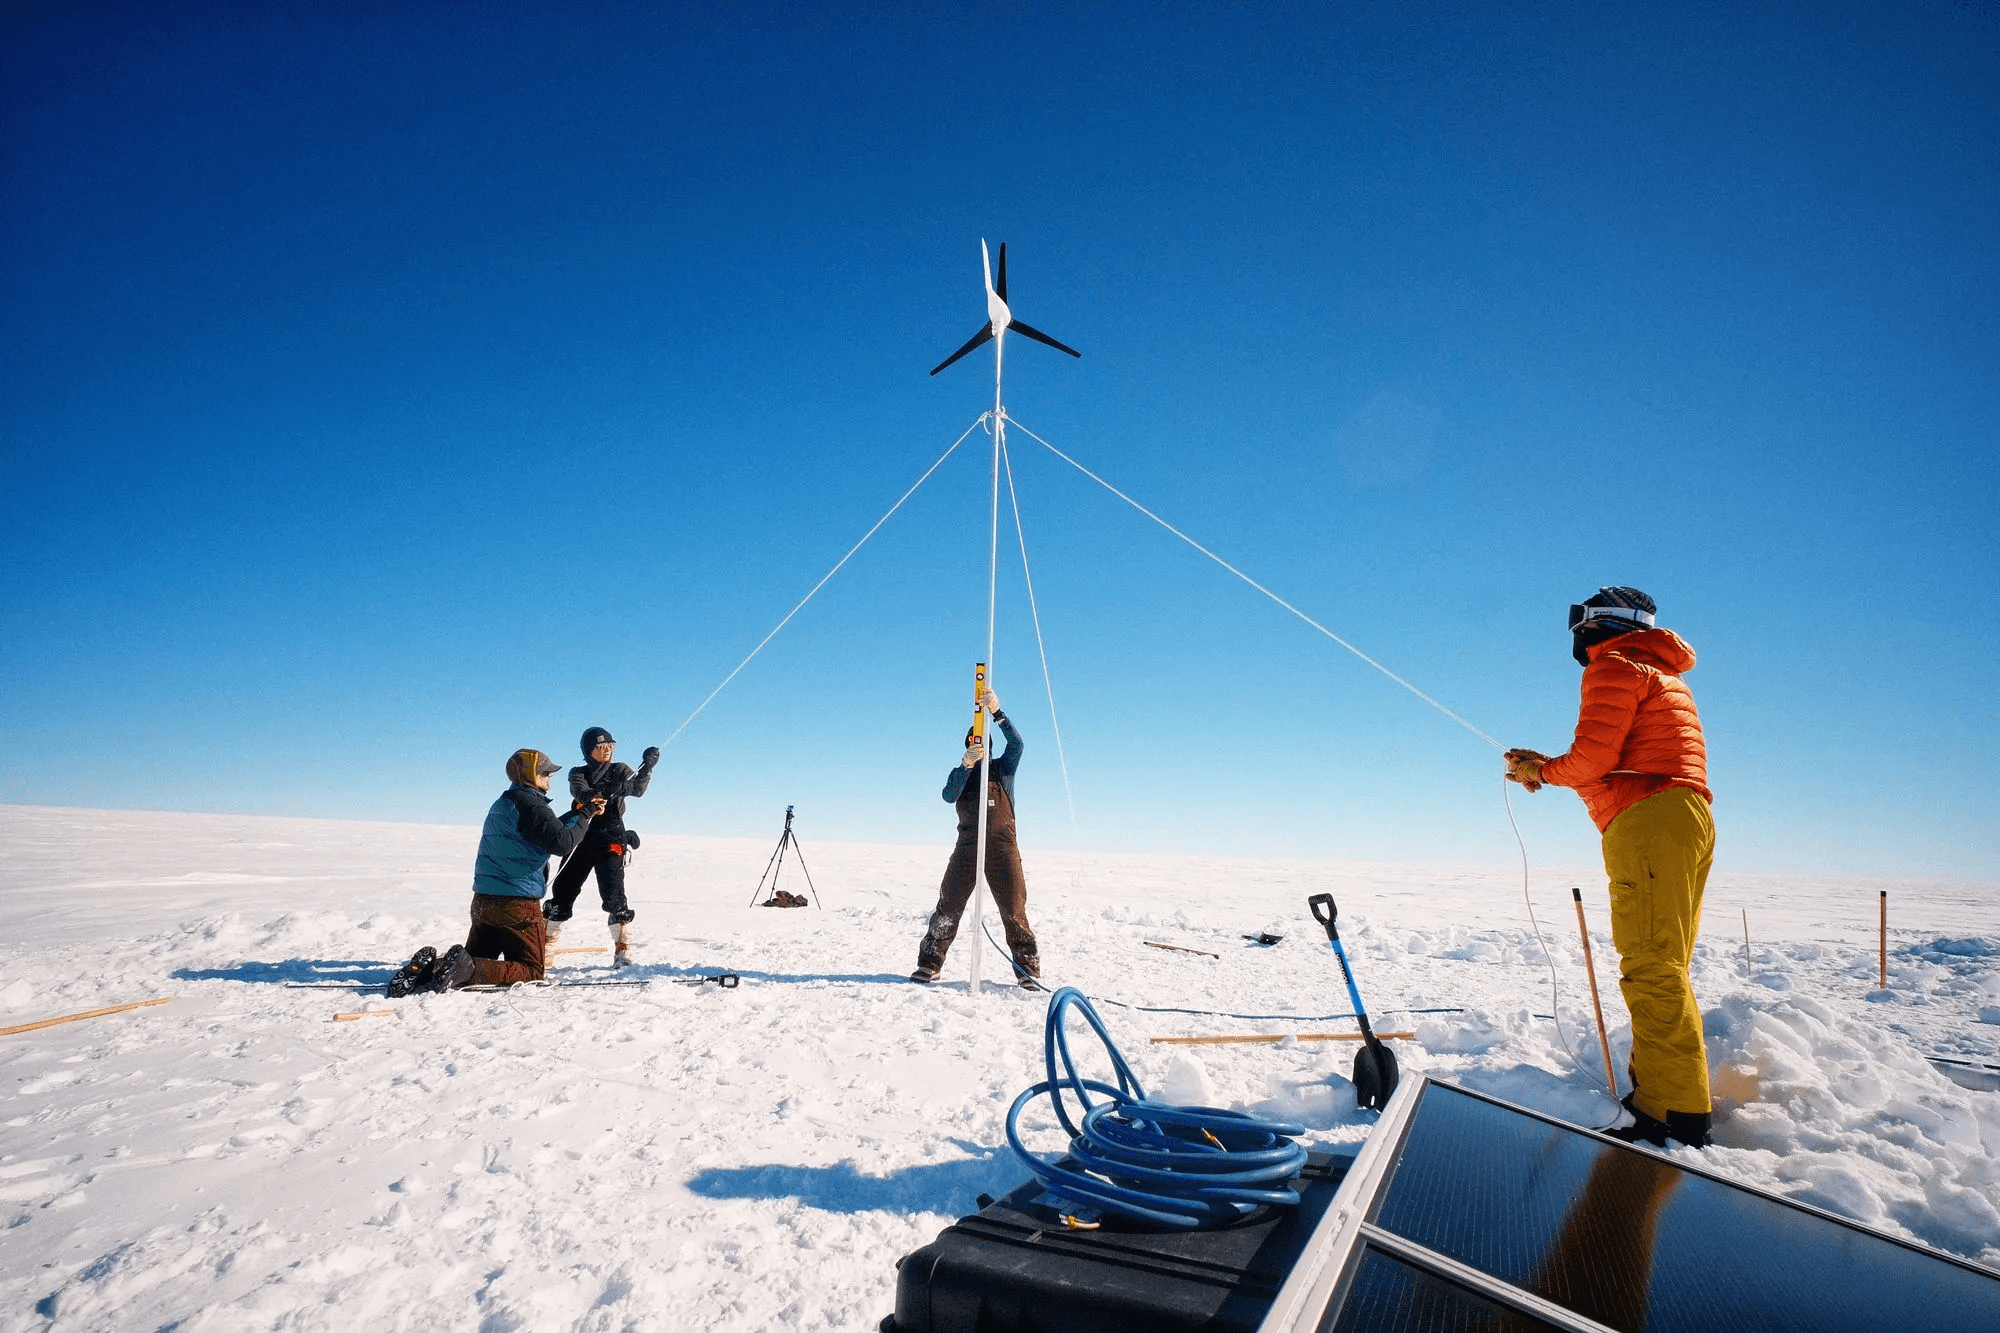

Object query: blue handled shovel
[1308,893,1400,1111]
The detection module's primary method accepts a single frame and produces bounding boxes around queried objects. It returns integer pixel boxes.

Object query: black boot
[912,913,953,982]
[386,946,437,998]
[1599,1093,1671,1147]
[1664,1109,1713,1148]
[427,945,474,993]
[1012,948,1042,990]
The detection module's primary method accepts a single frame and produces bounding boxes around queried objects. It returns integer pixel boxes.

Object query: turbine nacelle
[930,240,1081,377]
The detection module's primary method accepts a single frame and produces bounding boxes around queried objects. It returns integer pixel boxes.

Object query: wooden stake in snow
[0,996,171,1038]
[1879,890,1888,989]
[549,947,607,956]
[1149,1031,1414,1046]
[1572,888,1619,1100]
[1143,941,1219,959]
[333,1009,396,1023]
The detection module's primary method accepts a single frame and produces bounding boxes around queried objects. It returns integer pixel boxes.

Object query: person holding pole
[910,685,1040,987]
[1505,587,1716,1148]
[545,727,658,967]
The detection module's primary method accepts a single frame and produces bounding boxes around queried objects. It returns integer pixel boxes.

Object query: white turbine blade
[981,238,1011,331]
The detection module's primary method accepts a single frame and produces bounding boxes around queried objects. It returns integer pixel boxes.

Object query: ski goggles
[1569,600,1655,633]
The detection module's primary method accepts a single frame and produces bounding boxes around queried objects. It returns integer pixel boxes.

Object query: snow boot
[1599,1093,1671,1147]
[427,944,474,993]
[611,920,633,968]
[911,913,953,983]
[386,946,437,998]
[542,900,570,947]
[1664,1109,1713,1148]
[1012,948,1041,989]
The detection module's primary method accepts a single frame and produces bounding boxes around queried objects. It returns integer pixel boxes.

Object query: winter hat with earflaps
[1569,586,1657,667]
[506,748,562,785]
[580,726,615,758]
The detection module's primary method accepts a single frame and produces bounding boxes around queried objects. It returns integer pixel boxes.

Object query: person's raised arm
[1539,658,1645,789]
[990,711,1023,778]
[627,747,660,798]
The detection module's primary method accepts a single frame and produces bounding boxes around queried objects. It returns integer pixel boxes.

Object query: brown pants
[919,779,1038,974]
[466,893,547,986]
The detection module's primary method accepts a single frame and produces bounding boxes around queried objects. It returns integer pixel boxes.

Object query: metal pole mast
[968,330,1005,994]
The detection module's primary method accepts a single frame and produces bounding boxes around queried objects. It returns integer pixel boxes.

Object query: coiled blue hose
[1005,986,1309,1230]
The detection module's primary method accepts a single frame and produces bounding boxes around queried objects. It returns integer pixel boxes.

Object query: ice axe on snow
[1307,894,1400,1111]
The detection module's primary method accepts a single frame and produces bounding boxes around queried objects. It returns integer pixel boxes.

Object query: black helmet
[580,726,616,758]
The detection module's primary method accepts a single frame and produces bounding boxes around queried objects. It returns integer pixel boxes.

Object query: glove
[641,746,660,768]
[962,740,985,769]
[586,795,608,817]
[980,686,1001,714]
[1504,748,1548,793]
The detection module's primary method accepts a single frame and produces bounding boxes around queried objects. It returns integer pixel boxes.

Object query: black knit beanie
[580,726,616,758]
[1572,586,1657,666]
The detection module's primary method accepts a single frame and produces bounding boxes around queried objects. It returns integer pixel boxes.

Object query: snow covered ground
[2,802,1996,1330]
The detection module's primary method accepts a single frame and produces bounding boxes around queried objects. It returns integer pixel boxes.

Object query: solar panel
[1260,1078,2000,1333]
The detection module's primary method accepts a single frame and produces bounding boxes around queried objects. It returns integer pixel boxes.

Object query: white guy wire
[660,416,988,750]
[1502,775,1585,1076]
[1000,436,1081,842]
[1005,412,1503,751]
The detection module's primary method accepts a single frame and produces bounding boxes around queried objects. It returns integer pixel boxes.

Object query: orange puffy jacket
[1538,627,1711,833]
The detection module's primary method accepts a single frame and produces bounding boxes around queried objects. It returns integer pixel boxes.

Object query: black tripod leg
[749,832,787,907]
[785,831,823,909]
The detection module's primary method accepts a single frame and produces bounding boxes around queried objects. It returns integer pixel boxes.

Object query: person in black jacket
[544,726,658,967]
[911,687,1040,986]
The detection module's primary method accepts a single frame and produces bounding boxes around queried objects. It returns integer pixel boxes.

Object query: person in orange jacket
[1506,586,1716,1149]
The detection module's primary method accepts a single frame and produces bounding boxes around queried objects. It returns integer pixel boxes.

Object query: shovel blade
[1352,1040,1400,1112]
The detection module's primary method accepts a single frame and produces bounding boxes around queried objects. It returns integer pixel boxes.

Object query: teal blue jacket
[472,784,593,898]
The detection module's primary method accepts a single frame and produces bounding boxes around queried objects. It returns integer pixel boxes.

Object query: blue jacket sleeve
[989,713,1023,779]
[943,765,970,802]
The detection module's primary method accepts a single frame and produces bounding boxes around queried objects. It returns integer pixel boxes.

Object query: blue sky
[3,1,1995,879]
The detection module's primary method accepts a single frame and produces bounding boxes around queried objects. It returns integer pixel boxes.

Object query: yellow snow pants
[1603,784,1715,1120]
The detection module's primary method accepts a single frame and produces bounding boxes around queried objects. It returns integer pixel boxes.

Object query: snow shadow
[685,1154,1025,1216]
[624,962,914,987]
[171,959,386,984]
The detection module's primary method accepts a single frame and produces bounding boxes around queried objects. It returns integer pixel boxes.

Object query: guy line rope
[660,415,987,749]
[1000,435,1080,843]
[1003,411,1503,752]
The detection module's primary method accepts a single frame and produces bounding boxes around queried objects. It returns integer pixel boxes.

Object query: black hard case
[882,1151,1352,1333]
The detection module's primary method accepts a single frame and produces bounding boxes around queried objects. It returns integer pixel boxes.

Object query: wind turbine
[929,240,1081,378]
[929,241,1079,995]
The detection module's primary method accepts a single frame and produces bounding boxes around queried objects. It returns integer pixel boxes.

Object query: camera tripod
[748,804,822,908]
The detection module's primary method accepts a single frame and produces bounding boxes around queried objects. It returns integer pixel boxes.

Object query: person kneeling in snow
[910,686,1040,987]
[1506,587,1715,1149]
[387,748,603,995]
